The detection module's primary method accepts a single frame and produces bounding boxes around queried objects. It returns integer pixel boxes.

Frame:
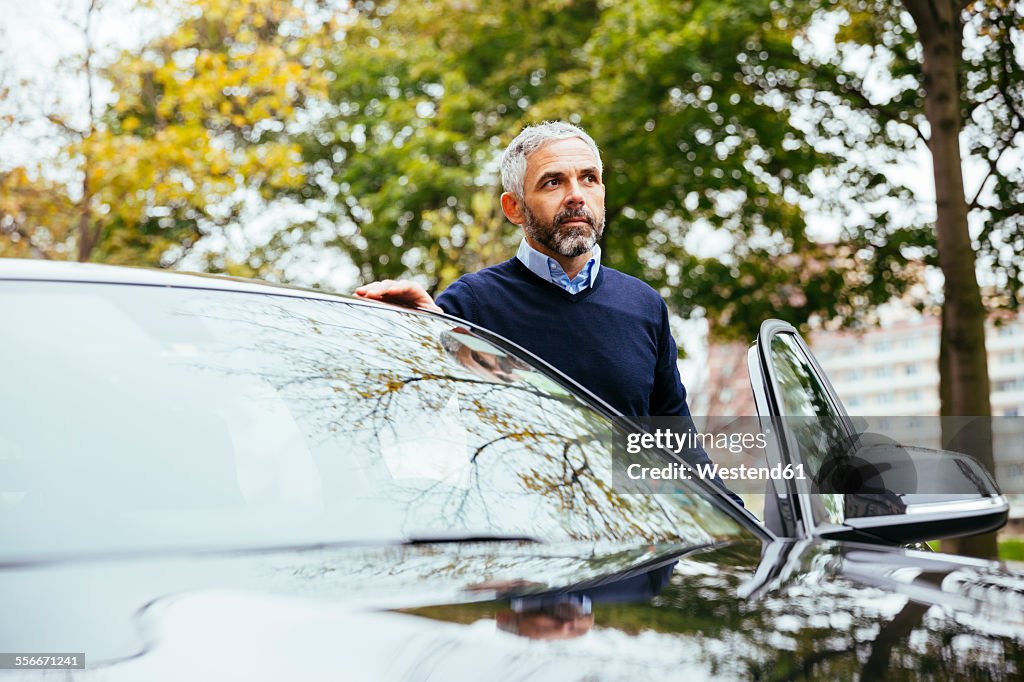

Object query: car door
[748,319,856,539]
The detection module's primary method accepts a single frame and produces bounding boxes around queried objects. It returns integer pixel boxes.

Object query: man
[356,121,739,503]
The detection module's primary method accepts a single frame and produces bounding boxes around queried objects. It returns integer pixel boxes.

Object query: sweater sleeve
[434,277,476,321]
[649,301,689,418]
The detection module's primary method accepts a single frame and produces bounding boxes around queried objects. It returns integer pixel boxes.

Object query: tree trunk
[76,0,100,263]
[902,0,996,559]
[76,167,95,262]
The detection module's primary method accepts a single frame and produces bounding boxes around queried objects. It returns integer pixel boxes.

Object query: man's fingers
[354,280,440,312]
[355,279,397,298]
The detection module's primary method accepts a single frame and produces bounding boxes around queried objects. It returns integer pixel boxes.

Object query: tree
[791,0,1023,557]
[0,168,77,259]
[906,0,993,557]
[0,0,104,261]
[0,0,332,270]
[299,0,927,332]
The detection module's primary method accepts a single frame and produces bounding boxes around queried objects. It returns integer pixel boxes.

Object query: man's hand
[354,279,443,313]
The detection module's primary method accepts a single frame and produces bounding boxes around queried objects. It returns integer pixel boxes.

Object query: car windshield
[0,281,748,558]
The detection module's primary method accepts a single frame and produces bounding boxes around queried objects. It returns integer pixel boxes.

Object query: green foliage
[85,0,332,266]
[962,0,1024,311]
[1000,537,1024,563]
[5,0,1020,341]
[292,0,935,339]
[794,0,1023,315]
[0,168,77,259]
[294,0,611,289]
[0,0,332,268]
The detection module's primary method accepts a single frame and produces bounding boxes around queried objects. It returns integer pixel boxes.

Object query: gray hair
[499,121,603,202]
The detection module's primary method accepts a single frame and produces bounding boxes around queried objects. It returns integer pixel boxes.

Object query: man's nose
[564,179,585,207]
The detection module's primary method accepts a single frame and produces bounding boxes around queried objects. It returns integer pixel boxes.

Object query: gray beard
[522,205,605,258]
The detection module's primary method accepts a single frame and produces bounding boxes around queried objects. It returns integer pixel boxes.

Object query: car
[0,257,1021,681]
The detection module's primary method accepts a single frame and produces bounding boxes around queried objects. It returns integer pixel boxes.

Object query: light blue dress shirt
[515,239,601,294]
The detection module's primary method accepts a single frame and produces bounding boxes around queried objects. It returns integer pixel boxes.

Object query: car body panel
[2,539,1024,680]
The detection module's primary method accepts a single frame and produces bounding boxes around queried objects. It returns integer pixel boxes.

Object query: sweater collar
[515,238,601,295]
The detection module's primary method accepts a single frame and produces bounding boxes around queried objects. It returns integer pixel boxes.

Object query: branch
[838,78,929,146]
[0,220,54,260]
[84,0,98,131]
[996,18,1024,132]
[900,0,938,38]
[469,430,564,464]
[968,166,995,211]
[963,88,1002,121]
[967,131,1015,211]
[45,114,85,137]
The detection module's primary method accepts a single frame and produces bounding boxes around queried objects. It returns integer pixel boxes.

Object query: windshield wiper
[402,533,543,545]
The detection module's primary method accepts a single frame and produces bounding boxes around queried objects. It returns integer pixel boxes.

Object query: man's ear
[500,192,524,225]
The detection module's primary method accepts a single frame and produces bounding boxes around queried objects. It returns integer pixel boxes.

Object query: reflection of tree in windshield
[770,334,847,518]
[170,291,741,545]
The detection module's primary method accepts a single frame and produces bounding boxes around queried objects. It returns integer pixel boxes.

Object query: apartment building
[812,315,1024,418]
[695,313,1024,506]
[696,313,1024,418]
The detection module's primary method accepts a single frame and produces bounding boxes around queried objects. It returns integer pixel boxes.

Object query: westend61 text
[626,462,807,482]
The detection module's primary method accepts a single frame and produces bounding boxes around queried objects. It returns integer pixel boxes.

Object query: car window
[768,333,847,526]
[0,281,750,558]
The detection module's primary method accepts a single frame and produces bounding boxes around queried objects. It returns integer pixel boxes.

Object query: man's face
[516,137,606,258]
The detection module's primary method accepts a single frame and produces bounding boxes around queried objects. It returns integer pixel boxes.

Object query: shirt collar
[516,238,601,294]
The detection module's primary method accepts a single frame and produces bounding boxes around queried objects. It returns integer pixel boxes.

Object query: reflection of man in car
[494,561,677,640]
[440,328,528,385]
[497,595,595,640]
[356,121,739,504]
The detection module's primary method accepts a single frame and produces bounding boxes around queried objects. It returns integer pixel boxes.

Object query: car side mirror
[815,444,1009,545]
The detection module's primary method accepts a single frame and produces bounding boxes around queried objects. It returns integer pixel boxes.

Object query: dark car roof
[0,257,385,309]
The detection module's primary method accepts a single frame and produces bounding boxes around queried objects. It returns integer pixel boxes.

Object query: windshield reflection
[0,283,745,556]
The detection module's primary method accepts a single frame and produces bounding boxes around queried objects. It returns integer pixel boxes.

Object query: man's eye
[546,178,560,186]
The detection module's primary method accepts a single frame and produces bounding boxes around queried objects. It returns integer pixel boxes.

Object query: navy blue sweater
[436,258,689,417]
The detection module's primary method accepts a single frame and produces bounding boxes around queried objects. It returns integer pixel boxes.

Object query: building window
[874,366,893,378]
[1005,408,1020,417]
[904,364,919,375]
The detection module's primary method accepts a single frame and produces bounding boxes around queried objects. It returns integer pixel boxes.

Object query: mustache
[555,208,595,226]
